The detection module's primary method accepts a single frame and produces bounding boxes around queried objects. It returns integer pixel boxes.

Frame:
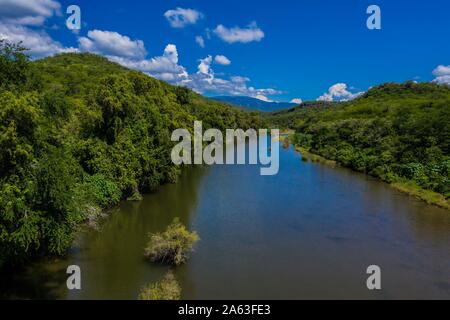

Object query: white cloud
[432,65,450,85]
[214,55,231,65]
[317,83,364,102]
[188,59,268,96]
[291,98,303,104]
[0,0,61,26]
[230,76,250,83]
[0,22,76,57]
[79,30,147,60]
[214,22,264,44]
[0,11,282,100]
[108,44,188,83]
[432,65,450,77]
[0,0,74,58]
[164,8,203,28]
[180,55,281,98]
[248,87,282,96]
[255,95,273,102]
[197,55,213,74]
[195,35,205,48]
[434,76,450,85]
[162,44,179,64]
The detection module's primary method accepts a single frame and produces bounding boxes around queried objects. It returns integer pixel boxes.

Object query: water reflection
[1,145,450,300]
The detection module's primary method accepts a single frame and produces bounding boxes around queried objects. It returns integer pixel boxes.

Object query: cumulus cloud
[432,65,450,76]
[291,98,303,104]
[180,55,281,98]
[164,8,203,28]
[0,0,68,57]
[214,55,231,65]
[0,1,275,98]
[108,44,188,83]
[434,76,450,85]
[0,22,76,57]
[432,65,450,85]
[195,35,205,48]
[197,55,213,74]
[0,9,281,100]
[214,22,264,44]
[317,83,364,102]
[0,0,61,26]
[255,95,273,102]
[79,30,147,60]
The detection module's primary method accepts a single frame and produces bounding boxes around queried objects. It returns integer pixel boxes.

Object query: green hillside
[0,42,262,268]
[268,82,450,208]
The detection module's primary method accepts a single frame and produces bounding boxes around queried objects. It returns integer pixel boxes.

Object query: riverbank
[4,141,450,299]
[289,140,450,211]
[294,145,337,167]
[391,180,450,210]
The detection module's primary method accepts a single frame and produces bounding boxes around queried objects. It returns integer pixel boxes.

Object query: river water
[2,145,450,299]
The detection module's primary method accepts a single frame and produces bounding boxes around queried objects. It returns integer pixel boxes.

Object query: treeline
[0,41,262,268]
[268,82,450,202]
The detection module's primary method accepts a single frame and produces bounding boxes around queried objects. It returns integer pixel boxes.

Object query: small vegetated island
[267,83,450,209]
[138,271,181,301]
[139,218,199,300]
[144,218,200,266]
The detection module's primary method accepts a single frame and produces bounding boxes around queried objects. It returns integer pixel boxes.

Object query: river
[2,144,450,299]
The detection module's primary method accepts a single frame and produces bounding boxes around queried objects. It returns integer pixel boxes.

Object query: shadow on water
[0,259,69,300]
[0,166,209,300]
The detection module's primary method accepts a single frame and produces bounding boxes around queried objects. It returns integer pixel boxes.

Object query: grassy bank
[291,139,450,211]
[294,145,337,167]
[391,180,450,210]
[269,82,450,211]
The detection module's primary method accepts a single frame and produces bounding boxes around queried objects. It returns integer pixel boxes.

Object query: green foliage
[138,271,181,300]
[84,174,121,208]
[174,86,193,105]
[127,191,143,202]
[0,43,260,268]
[144,218,199,266]
[265,101,335,129]
[269,82,450,201]
[0,40,29,91]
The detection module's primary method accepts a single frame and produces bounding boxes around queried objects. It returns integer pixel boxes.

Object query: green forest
[268,82,450,208]
[1,39,449,272]
[0,41,262,269]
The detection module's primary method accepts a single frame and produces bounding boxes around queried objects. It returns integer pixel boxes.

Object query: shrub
[0,40,29,90]
[144,218,199,266]
[127,191,143,202]
[138,271,181,300]
[86,174,121,208]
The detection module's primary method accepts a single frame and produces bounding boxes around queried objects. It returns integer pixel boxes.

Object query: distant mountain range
[212,96,298,112]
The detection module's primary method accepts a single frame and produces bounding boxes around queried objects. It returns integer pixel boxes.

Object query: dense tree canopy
[268,82,450,200]
[0,42,262,268]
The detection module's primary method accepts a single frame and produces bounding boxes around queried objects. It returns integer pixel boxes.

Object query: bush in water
[138,271,181,300]
[144,218,199,266]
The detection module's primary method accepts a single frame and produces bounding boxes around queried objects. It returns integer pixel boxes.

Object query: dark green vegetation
[0,41,261,269]
[268,82,450,208]
[144,218,199,266]
[266,101,336,129]
[138,271,181,300]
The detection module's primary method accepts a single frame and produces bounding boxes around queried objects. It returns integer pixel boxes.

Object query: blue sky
[0,0,449,102]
